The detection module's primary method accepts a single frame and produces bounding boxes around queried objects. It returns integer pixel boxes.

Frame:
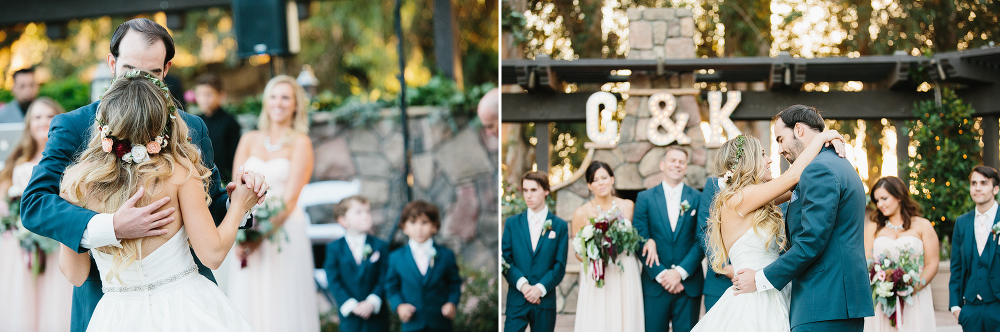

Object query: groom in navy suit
[733,105,873,331]
[20,19,266,332]
[949,165,1000,332]
[634,145,703,332]
[502,171,568,332]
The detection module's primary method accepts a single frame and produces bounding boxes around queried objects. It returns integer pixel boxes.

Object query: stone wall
[307,107,498,273]
[626,7,696,60]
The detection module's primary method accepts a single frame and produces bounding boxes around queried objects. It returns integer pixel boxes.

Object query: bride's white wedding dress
[87,226,253,331]
[692,227,791,331]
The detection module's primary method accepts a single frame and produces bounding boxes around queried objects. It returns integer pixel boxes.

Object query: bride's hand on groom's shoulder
[818,130,847,158]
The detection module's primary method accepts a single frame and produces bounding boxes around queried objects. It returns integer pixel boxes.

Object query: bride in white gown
[56,71,257,331]
[693,131,844,331]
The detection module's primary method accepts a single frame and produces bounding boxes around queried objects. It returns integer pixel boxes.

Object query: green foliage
[327,96,389,128]
[903,88,980,240]
[501,0,529,45]
[0,89,11,103]
[39,77,91,111]
[231,96,263,116]
[319,309,340,332]
[452,263,499,332]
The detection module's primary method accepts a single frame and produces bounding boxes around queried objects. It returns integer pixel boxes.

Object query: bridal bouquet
[2,198,59,276]
[868,247,924,327]
[235,196,289,268]
[572,207,642,288]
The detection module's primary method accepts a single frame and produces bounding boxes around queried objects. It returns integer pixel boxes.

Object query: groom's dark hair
[110,18,175,66]
[971,165,1000,188]
[773,105,825,132]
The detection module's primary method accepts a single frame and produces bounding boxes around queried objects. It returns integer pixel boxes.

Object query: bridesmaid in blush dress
[226,75,320,331]
[863,176,938,331]
[0,98,72,331]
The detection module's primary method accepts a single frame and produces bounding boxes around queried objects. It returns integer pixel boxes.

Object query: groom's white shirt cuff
[80,213,122,249]
[226,199,253,227]
[655,266,690,282]
[950,306,960,313]
[754,270,775,292]
[340,298,359,317]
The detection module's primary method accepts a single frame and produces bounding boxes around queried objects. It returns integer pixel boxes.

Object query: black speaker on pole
[232,0,301,58]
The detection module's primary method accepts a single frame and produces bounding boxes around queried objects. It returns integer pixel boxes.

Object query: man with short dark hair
[949,165,1000,332]
[731,104,874,332]
[0,67,40,123]
[20,18,269,332]
[502,171,567,332]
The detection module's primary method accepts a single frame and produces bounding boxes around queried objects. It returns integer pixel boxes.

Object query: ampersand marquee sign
[585,90,742,147]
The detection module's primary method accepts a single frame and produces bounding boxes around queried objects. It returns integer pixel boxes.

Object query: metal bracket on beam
[880,60,909,89]
[935,55,1000,85]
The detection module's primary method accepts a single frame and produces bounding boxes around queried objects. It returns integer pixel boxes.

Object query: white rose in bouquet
[581,224,595,240]
[573,236,585,255]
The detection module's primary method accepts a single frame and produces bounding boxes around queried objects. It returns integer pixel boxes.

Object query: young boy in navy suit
[501,171,568,332]
[324,195,390,332]
[386,201,462,332]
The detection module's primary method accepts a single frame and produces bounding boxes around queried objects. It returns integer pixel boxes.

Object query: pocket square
[790,191,798,202]
[548,231,556,239]
[690,209,696,216]
[370,251,380,263]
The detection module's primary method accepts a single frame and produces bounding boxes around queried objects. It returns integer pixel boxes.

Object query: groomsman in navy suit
[502,171,568,332]
[386,201,462,332]
[949,165,1000,332]
[696,176,733,311]
[325,195,390,332]
[634,145,703,332]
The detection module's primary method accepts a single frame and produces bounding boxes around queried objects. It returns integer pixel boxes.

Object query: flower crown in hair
[724,135,748,185]
[97,70,176,164]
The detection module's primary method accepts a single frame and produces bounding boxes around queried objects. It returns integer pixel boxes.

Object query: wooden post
[983,116,1000,170]
[535,122,550,172]
[895,121,910,185]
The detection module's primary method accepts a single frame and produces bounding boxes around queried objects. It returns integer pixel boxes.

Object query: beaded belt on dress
[102,265,198,293]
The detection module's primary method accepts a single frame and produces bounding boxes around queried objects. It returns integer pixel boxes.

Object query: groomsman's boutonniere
[992,222,1000,241]
[362,244,373,259]
[543,219,554,239]
[680,200,691,215]
[428,246,438,268]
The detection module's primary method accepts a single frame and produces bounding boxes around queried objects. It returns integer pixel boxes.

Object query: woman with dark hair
[0,97,72,331]
[570,161,644,331]
[863,176,938,331]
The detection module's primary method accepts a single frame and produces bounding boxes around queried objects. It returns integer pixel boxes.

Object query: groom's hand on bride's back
[112,187,176,239]
[732,268,758,295]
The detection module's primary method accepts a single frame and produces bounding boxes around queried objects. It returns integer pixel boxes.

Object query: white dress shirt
[338,232,382,317]
[527,206,548,252]
[516,207,550,297]
[951,200,997,313]
[409,238,435,276]
[655,181,690,283]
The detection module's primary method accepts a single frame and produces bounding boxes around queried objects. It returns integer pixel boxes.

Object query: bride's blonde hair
[705,135,785,274]
[60,71,211,283]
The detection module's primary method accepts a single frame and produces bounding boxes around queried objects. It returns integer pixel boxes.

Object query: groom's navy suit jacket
[20,101,229,332]
[501,211,568,313]
[633,183,704,298]
[949,209,1000,308]
[762,147,874,328]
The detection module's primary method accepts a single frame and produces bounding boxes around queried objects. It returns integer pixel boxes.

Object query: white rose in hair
[130,145,150,163]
